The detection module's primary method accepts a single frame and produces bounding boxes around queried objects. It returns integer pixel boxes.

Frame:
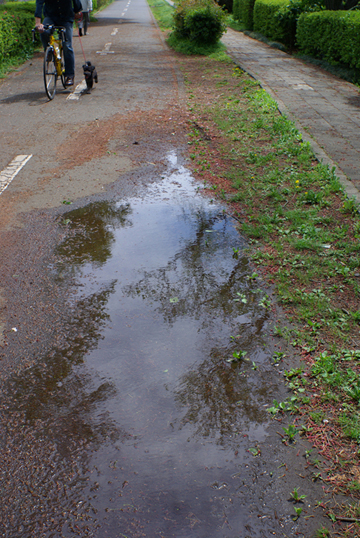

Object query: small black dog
[82,61,98,91]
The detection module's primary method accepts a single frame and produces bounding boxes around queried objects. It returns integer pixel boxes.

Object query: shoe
[64,77,74,86]
[84,32,89,35]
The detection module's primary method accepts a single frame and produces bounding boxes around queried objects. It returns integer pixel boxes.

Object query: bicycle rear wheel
[43,46,57,100]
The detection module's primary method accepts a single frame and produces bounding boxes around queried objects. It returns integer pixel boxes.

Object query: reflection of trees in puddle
[122,210,268,329]
[57,201,132,268]
[0,201,133,537]
[174,348,270,448]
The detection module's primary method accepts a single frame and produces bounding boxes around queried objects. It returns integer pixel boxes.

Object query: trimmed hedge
[233,0,256,29]
[173,0,227,44]
[0,2,36,63]
[253,0,288,41]
[233,0,241,20]
[297,10,360,69]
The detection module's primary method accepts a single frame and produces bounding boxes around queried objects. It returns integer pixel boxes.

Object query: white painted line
[0,155,32,195]
[111,28,118,35]
[67,80,87,100]
[96,42,114,55]
[121,11,125,16]
[293,83,314,91]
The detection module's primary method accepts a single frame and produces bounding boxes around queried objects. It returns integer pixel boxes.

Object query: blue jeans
[41,18,75,77]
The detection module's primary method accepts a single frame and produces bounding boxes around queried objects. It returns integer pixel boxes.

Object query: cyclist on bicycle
[35,0,83,87]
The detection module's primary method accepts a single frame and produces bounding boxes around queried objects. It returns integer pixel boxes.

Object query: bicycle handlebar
[32,25,66,42]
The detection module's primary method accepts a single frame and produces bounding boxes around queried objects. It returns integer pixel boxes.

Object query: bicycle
[33,25,67,100]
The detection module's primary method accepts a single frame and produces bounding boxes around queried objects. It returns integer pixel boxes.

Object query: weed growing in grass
[315,526,330,537]
[282,423,299,442]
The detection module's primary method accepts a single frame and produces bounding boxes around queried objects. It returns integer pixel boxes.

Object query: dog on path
[82,61,98,91]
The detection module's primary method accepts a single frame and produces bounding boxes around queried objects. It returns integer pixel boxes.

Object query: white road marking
[0,155,32,195]
[111,28,119,35]
[67,80,88,100]
[96,42,114,55]
[293,83,314,91]
[119,1,131,20]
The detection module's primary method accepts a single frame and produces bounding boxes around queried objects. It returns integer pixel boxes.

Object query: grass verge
[182,59,360,536]
[147,1,360,535]
[147,0,174,29]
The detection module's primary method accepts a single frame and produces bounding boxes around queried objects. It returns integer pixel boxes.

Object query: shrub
[296,10,360,68]
[275,0,324,47]
[173,0,227,44]
[253,0,289,42]
[0,2,36,64]
[0,2,36,15]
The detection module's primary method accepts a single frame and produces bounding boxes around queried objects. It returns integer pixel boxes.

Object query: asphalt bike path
[223,29,360,203]
[0,0,180,229]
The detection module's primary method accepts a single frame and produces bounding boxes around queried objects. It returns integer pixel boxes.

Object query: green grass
[146,0,174,29]
[176,57,360,499]
[167,32,227,56]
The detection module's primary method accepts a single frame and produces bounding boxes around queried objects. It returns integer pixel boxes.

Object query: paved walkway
[222,29,360,202]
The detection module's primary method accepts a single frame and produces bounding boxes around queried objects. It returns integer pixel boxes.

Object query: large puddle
[2,153,280,537]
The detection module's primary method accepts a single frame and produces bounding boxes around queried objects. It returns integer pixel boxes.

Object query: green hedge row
[233,0,256,29]
[253,0,288,40]
[0,2,36,63]
[297,10,360,68]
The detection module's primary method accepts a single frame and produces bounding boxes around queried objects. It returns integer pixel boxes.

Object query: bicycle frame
[47,27,65,77]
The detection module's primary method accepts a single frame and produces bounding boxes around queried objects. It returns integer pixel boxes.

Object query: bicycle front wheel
[43,47,57,100]
[60,47,67,89]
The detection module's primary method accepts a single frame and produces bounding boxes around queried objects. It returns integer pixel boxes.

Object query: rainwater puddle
[3,153,281,537]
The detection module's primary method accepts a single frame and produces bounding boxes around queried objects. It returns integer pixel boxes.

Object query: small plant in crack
[292,506,302,520]
[282,423,299,442]
[234,292,247,304]
[227,350,248,363]
[290,487,307,502]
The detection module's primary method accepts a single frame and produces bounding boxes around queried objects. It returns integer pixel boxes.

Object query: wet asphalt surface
[0,1,332,536]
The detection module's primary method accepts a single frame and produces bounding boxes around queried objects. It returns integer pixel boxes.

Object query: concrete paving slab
[222,29,360,203]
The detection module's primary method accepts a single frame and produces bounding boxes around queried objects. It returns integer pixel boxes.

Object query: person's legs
[83,12,90,35]
[63,21,75,78]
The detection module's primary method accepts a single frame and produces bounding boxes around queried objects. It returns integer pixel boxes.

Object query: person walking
[35,0,82,86]
[78,0,92,36]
